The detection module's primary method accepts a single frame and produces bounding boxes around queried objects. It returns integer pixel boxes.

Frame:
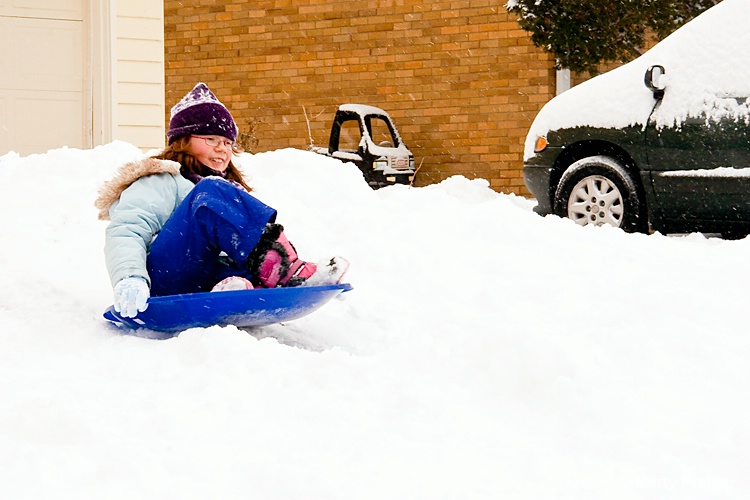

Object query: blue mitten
[113,277,150,318]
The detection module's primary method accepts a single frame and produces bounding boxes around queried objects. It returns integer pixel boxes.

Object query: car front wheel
[554,155,646,232]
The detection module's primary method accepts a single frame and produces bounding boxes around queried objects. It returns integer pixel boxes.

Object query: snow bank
[1,142,749,498]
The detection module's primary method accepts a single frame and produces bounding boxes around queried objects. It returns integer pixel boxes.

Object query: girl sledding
[96,82,349,325]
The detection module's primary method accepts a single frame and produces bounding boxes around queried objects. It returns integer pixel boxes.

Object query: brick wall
[164,0,555,195]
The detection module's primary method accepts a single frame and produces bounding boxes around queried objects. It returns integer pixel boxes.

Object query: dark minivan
[522,0,750,237]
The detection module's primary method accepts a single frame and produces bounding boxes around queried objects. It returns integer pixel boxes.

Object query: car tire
[554,155,646,232]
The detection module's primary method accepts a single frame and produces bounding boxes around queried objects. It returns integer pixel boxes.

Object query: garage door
[0,0,85,156]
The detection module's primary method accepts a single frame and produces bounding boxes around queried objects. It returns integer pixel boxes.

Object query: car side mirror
[644,65,666,100]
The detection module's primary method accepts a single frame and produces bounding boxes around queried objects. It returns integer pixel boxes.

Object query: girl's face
[187,135,233,172]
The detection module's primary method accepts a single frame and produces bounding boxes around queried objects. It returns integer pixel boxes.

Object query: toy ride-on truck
[311,104,416,189]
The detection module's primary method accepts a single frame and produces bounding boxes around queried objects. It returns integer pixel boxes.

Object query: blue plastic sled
[104,283,352,336]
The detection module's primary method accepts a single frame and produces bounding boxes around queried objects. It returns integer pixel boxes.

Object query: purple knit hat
[167,82,238,144]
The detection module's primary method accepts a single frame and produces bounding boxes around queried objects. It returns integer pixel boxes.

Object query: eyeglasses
[193,136,235,149]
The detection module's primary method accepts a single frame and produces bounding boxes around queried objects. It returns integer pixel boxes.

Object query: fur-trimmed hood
[95,157,182,220]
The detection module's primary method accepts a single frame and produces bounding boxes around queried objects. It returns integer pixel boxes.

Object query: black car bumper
[523,164,554,215]
[364,169,415,189]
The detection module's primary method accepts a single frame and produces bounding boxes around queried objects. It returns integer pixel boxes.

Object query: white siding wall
[0,0,165,155]
[113,0,164,151]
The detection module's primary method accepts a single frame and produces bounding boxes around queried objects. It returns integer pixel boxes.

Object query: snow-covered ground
[1,141,749,499]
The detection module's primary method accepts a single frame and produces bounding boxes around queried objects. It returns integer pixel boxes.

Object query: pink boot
[247,224,317,288]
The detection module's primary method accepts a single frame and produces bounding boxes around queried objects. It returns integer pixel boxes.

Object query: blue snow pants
[147,178,277,296]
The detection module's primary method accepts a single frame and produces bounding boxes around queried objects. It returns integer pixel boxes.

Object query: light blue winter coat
[95,157,195,287]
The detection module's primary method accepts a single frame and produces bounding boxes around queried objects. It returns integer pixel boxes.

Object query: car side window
[339,119,362,152]
[368,116,395,148]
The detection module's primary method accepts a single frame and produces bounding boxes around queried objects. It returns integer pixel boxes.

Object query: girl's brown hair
[153,136,252,192]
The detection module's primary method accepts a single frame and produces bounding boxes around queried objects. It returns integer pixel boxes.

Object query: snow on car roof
[525,0,750,160]
[338,103,412,155]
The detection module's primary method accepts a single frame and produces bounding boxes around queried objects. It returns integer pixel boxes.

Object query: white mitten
[113,277,150,318]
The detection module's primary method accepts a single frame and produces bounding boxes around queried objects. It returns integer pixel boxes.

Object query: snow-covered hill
[0,142,748,499]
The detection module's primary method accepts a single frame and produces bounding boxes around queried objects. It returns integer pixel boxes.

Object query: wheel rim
[567,175,624,227]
